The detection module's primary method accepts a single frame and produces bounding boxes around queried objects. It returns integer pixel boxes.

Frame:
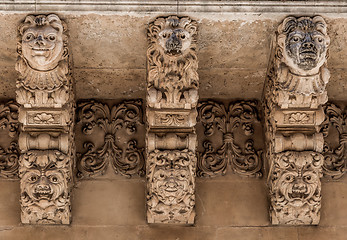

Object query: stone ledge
[1,1,347,13]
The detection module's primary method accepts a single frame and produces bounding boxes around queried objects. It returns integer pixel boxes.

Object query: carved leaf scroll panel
[76,100,145,179]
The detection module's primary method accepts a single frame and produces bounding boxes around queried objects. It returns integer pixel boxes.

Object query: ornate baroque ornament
[16,14,74,224]
[76,100,145,178]
[197,100,263,177]
[263,16,330,225]
[0,101,20,178]
[146,15,198,224]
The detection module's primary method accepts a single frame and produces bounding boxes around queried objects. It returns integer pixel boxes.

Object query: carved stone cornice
[0,101,20,179]
[76,100,145,178]
[197,100,263,177]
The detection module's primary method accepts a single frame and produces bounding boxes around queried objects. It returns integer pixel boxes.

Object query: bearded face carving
[147,150,196,224]
[278,16,330,74]
[270,151,323,225]
[19,150,71,224]
[19,14,66,71]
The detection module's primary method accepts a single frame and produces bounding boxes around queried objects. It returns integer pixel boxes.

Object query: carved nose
[166,34,181,50]
[35,35,45,46]
[302,41,314,48]
[293,180,306,192]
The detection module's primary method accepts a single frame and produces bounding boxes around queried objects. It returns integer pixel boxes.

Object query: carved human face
[279,17,329,74]
[153,166,191,205]
[158,28,192,57]
[22,164,66,203]
[22,24,64,71]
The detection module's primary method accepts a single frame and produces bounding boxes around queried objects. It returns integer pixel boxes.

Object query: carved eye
[162,33,167,38]
[304,175,313,182]
[291,36,300,43]
[49,175,58,183]
[316,37,323,43]
[24,33,35,41]
[285,175,294,182]
[159,173,165,178]
[180,34,186,39]
[47,34,56,41]
[29,175,38,182]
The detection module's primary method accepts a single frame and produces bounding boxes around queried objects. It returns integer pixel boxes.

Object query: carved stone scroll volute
[146,15,198,225]
[263,16,330,225]
[16,14,74,225]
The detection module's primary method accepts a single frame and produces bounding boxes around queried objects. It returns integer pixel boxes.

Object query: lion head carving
[276,16,330,75]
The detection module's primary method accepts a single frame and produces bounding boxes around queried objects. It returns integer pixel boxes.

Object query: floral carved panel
[196,100,264,177]
[0,101,20,179]
[76,100,145,178]
[320,103,347,179]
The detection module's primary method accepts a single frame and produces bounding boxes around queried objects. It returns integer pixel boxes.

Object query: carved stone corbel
[263,16,330,225]
[16,14,74,224]
[146,15,198,224]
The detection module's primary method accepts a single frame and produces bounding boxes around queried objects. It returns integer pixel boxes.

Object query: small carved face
[285,28,327,71]
[158,28,192,56]
[278,17,329,73]
[278,165,319,207]
[21,22,64,71]
[22,167,66,202]
[153,166,191,205]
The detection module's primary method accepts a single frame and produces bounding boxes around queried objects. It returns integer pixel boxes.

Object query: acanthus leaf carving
[320,103,346,179]
[76,100,145,178]
[0,101,20,178]
[197,100,263,178]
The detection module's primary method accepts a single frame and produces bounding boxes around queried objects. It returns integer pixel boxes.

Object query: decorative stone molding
[19,150,71,224]
[16,14,74,225]
[146,15,198,224]
[196,100,263,177]
[263,16,330,225]
[76,100,145,178]
[0,101,20,178]
[320,103,346,179]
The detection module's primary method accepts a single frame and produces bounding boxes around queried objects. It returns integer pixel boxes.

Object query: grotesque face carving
[19,14,66,71]
[148,16,197,58]
[272,151,323,207]
[19,150,70,211]
[150,151,194,205]
[277,16,330,74]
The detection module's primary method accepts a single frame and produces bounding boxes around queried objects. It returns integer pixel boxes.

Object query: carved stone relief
[146,15,199,224]
[0,101,20,178]
[147,150,196,224]
[19,150,71,224]
[269,151,323,225]
[196,100,264,177]
[76,100,145,178]
[16,14,74,225]
[320,103,347,179]
[263,16,330,225]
